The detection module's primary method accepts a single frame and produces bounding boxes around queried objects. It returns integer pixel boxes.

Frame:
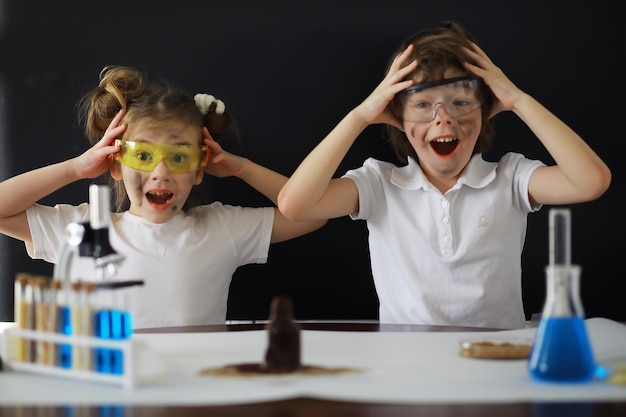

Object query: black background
[0,0,623,323]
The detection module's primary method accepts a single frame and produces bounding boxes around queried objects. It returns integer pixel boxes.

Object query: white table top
[1,317,625,406]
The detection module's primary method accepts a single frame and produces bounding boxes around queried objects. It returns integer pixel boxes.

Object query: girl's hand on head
[354,44,417,130]
[462,43,525,118]
[74,109,126,179]
[202,128,247,178]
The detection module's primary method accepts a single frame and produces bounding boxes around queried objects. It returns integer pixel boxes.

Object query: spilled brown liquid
[198,362,360,377]
[198,296,361,378]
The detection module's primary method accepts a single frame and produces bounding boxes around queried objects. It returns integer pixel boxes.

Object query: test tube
[94,284,113,374]
[14,273,31,362]
[93,280,142,374]
[33,276,51,365]
[25,277,36,362]
[70,281,84,370]
[81,282,96,371]
[56,280,73,369]
[44,279,58,365]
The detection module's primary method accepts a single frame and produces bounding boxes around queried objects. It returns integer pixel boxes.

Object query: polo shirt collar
[391,154,497,190]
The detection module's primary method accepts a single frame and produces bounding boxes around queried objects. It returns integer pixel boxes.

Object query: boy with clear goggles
[394,76,482,123]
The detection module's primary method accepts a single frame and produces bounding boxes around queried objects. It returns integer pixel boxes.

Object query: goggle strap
[402,76,478,94]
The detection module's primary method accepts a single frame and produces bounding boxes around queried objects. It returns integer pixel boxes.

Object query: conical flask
[528,209,596,383]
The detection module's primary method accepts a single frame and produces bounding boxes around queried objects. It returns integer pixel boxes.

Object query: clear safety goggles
[114,140,209,174]
[396,76,483,123]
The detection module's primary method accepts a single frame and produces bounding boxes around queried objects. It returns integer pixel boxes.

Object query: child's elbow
[277,191,305,221]
[586,164,612,200]
[595,164,611,195]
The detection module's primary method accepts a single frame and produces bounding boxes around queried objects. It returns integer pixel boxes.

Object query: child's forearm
[237,160,287,206]
[0,158,81,218]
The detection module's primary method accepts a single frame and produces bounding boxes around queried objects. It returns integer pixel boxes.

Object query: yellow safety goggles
[114,140,209,174]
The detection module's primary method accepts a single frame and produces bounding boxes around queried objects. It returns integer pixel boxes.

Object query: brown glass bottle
[263,296,301,371]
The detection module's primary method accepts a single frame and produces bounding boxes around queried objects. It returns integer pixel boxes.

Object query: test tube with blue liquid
[55,280,73,369]
[94,280,140,375]
[94,285,114,374]
[108,284,132,375]
[528,208,596,382]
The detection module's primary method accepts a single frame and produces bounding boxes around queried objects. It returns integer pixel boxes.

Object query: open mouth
[146,191,174,205]
[430,138,459,156]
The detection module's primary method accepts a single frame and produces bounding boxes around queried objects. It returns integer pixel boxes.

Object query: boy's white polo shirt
[344,152,544,329]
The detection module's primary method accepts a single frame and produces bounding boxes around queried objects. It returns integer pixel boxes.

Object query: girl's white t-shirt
[25,202,274,329]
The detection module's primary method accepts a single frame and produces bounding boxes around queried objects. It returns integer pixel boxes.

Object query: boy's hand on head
[75,109,126,179]
[202,128,247,178]
[354,45,416,130]
[462,43,525,118]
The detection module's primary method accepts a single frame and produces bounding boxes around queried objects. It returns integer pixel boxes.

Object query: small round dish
[459,337,533,359]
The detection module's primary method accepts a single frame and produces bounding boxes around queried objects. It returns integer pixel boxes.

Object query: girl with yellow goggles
[114,139,209,174]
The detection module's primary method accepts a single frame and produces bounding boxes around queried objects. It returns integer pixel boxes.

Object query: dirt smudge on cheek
[131,172,144,206]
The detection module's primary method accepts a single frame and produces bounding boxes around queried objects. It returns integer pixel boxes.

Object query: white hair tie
[194,93,226,115]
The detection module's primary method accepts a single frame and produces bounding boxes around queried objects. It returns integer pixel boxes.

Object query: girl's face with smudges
[111,119,204,224]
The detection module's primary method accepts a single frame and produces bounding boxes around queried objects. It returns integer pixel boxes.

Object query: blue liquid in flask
[528,316,596,383]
